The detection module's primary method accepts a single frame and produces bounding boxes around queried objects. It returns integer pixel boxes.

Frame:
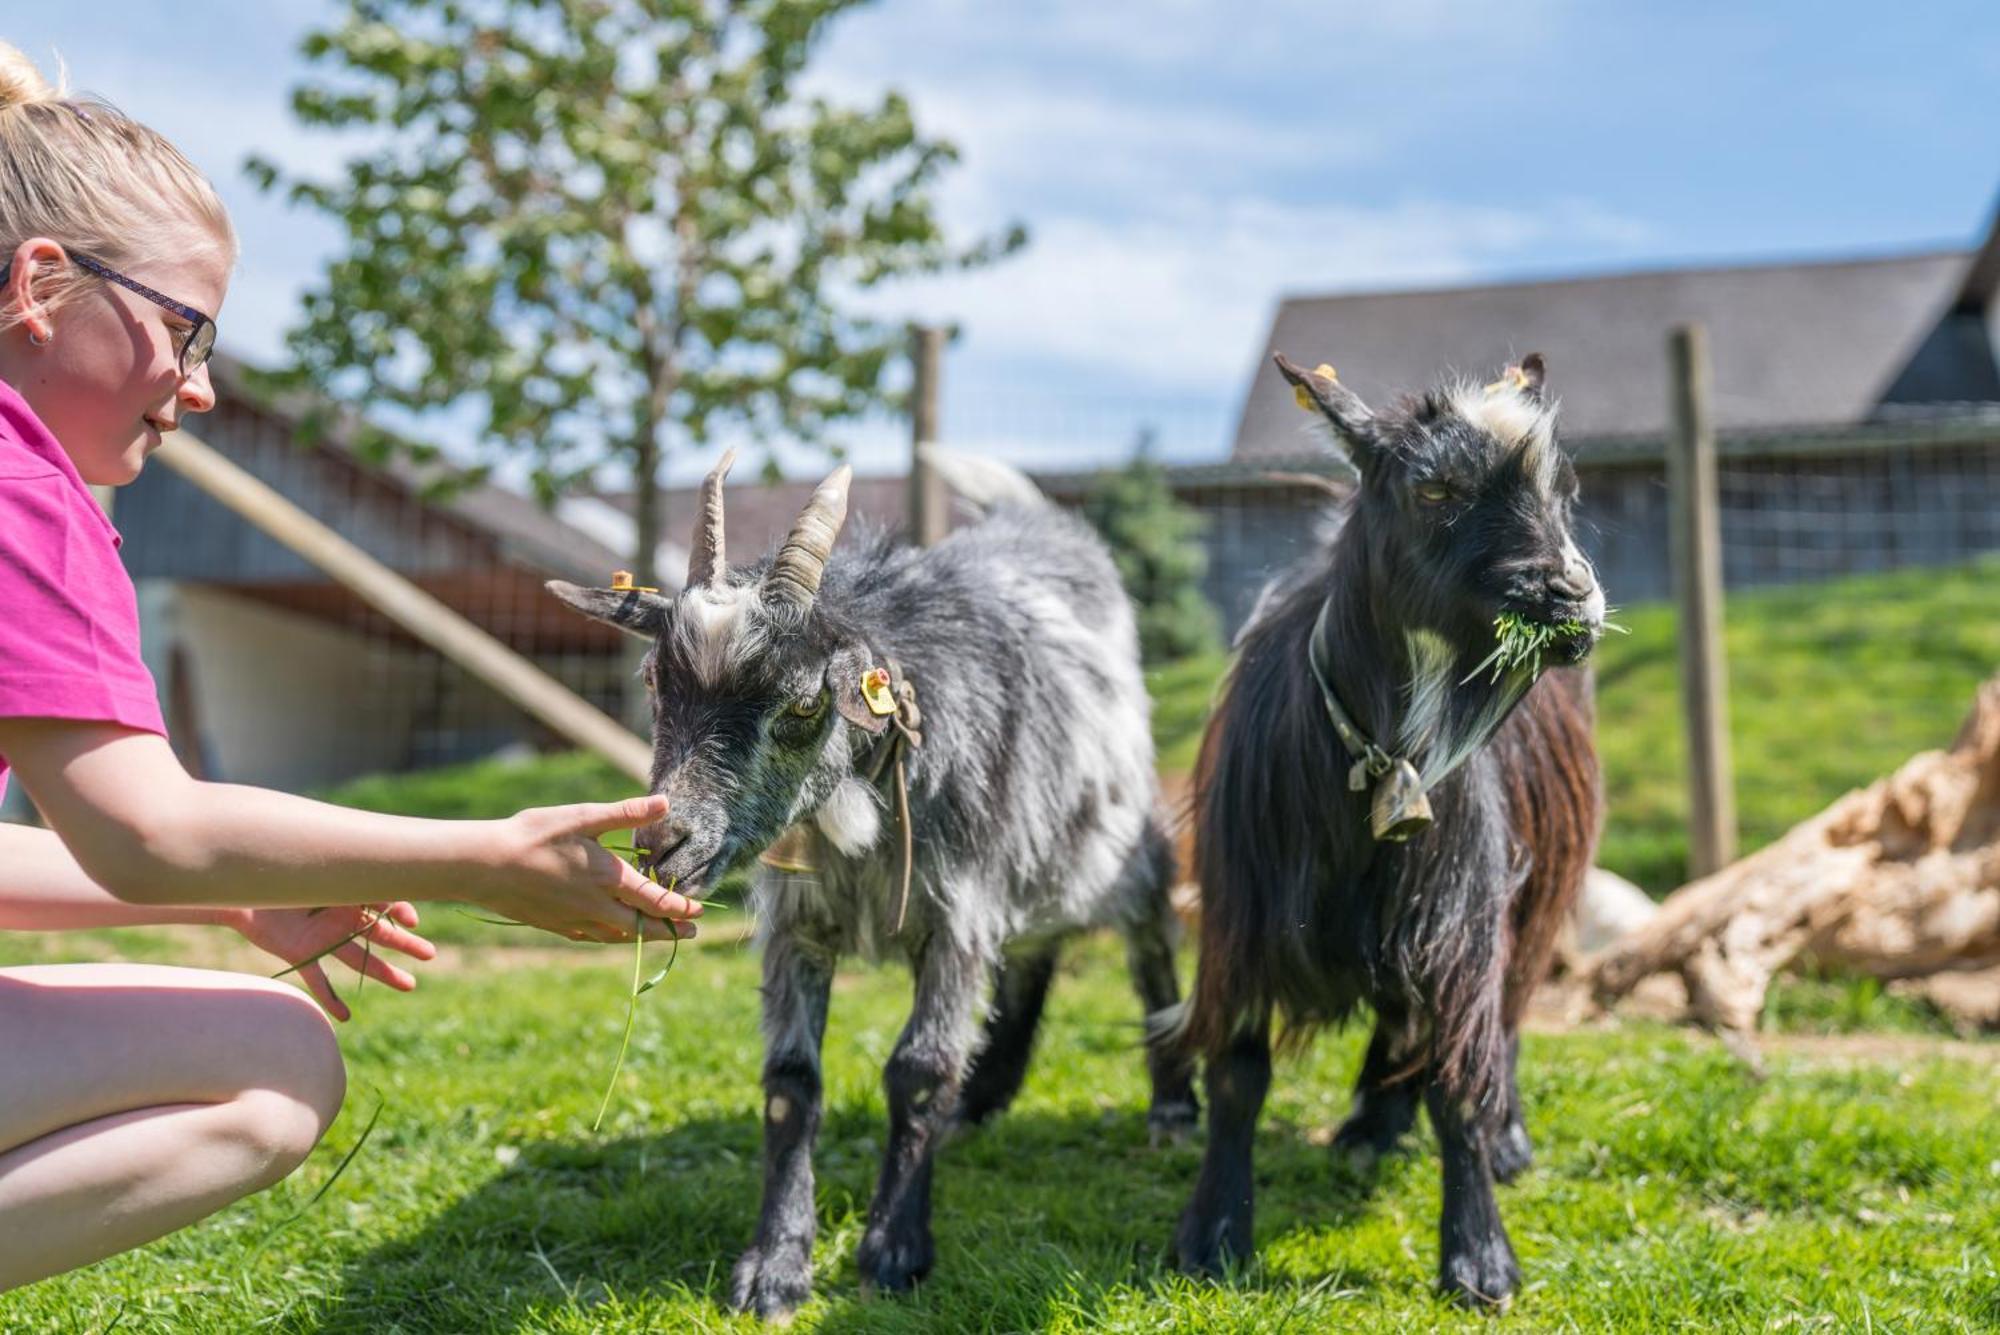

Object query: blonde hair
[0,41,236,333]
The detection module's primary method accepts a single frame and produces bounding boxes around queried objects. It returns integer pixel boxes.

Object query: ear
[1273,352,1380,462]
[827,644,892,736]
[545,580,670,639]
[1515,353,1547,401]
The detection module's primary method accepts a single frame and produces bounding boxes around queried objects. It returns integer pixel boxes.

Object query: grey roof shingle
[1231,249,2000,459]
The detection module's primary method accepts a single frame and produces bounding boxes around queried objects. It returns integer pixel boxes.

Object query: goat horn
[763,464,852,610]
[685,447,737,589]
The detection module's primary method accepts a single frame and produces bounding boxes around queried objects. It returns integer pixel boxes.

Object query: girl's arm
[0,822,230,930]
[0,718,699,941]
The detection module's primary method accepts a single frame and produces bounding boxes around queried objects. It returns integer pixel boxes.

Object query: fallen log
[1589,674,2000,1043]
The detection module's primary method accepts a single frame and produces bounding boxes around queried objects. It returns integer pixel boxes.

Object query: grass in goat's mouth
[1463,610,1625,685]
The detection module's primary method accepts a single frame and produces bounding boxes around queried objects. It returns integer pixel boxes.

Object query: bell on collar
[1370,758,1433,842]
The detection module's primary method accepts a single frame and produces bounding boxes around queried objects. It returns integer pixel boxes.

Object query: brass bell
[759,824,819,873]
[1369,759,1433,841]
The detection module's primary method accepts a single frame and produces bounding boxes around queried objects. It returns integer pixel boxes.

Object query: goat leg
[1427,1079,1519,1309]
[730,934,833,1321]
[856,936,984,1294]
[955,941,1060,1128]
[1330,1010,1423,1172]
[1174,1014,1271,1275]
[1125,821,1200,1144]
[1488,1032,1534,1184]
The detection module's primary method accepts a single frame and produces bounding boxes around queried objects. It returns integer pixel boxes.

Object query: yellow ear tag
[1292,363,1338,411]
[609,569,658,594]
[860,667,897,717]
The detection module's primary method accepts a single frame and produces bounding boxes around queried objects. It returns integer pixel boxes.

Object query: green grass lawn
[1590,554,2000,891]
[7,557,1993,1328]
[2,931,1995,1333]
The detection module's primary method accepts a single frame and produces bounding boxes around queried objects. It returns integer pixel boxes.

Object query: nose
[177,360,216,415]
[635,817,692,872]
[1548,556,1594,603]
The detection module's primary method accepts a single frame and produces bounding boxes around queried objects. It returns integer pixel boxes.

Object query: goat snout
[634,817,692,872]
[1547,557,1594,604]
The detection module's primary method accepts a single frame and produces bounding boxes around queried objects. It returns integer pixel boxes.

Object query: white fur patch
[1448,382,1559,490]
[1397,628,1457,759]
[673,583,763,686]
[815,776,883,855]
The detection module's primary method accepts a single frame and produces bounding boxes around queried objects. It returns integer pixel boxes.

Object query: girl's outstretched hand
[231,901,437,1021]
[476,795,704,943]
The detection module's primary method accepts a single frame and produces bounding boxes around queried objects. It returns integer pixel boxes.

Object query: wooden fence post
[908,324,949,547]
[1666,323,1737,876]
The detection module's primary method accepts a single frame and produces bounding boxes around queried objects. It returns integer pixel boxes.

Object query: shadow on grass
[315,1101,1406,1331]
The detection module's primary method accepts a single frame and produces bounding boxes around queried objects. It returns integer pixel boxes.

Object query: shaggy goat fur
[550,460,1194,1320]
[1172,354,1603,1308]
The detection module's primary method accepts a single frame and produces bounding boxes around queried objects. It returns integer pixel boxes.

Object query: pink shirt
[0,377,166,802]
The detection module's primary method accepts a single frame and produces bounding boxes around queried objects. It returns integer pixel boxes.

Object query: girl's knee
[242,983,348,1145]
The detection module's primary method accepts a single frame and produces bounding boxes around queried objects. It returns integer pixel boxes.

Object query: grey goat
[549,449,1195,1320]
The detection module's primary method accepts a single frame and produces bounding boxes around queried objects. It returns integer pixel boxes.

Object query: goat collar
[1308,598,1465,843]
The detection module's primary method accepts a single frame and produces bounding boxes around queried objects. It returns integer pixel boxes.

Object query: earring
[27,328,50,346]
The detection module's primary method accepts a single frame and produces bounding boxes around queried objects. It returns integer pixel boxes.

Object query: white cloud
[860,195,1656,393]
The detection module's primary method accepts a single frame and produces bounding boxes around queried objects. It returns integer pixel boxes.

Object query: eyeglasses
[0,250,217,377]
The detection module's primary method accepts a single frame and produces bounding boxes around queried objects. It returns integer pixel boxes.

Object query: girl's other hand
[229,901,436,1022]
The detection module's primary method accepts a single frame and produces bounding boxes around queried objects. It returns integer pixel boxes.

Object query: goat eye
[1414,481,1452,505]
[790,688,829,717]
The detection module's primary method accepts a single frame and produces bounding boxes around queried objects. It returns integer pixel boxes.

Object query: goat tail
[1144,997,1191,1049]
[917,444,1048,513]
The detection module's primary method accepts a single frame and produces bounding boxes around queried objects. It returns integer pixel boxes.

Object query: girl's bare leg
[0,963,346,1291]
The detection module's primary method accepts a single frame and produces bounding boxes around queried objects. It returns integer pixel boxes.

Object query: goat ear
[545,580,670,639]
[1516,353,1547,401]
[1273,352,1380,461]
[828,647,893,736]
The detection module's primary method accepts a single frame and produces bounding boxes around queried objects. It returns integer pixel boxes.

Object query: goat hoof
[1148,1098,1200,1147]
[1440,1239,1520,1310]
[1490,1119,1534,1184]
[1173,1209,1248,1277]
[1329,1112,1410,1171]
[729,1243,813,1321]
[856,1225,934,1294]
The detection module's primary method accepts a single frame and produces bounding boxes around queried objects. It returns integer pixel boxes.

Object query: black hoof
[1441,1238,1521,1310]
[1329,1106,1413,1171]
[1174,1207,1249,1278]
[1490,1119,1534,1184]
[730,1243,813,1322]
[856,1225,935,1295]
[1148,1097,1200,1147]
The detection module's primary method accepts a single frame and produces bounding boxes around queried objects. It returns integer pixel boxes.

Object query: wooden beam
[1666,324,1737,876]
[153,430,654,784]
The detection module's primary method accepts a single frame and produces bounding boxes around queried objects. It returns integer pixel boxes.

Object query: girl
[0,44,699,1291]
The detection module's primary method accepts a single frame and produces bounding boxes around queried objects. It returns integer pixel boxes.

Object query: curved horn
[763,464,852,611]
[685,447,737,588]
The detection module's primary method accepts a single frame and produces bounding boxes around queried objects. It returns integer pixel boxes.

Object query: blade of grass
[270,909,383,983]
[591,909,648,1134]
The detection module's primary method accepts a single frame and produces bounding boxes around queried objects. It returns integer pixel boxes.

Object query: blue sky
[13,2,1998,484]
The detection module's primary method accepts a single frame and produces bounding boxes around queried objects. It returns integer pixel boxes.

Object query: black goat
[1173,354,1603,1307]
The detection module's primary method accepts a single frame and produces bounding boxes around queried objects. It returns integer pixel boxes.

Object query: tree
[250,0,1021,601]
[1081,431,1221,666]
